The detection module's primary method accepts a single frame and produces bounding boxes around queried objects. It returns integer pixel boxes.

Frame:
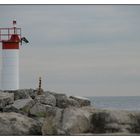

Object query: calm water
[88,96,140,111]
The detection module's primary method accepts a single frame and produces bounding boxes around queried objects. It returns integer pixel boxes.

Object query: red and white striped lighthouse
[0,21,28,90]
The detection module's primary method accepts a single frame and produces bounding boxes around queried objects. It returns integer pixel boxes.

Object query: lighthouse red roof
[10,34,20,42]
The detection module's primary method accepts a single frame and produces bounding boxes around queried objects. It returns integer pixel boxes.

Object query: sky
[0,5,140,96]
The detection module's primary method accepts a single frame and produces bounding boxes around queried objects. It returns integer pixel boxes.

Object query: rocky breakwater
[1,89,140,135]
[0,89,92,135]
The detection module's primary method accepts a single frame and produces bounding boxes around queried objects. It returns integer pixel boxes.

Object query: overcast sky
[0,5,140,96]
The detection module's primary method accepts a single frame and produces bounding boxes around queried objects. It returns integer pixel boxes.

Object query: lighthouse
[0,21,28,90]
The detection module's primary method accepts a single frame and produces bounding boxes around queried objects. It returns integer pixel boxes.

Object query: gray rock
[62,107,90,135]
[42,106,94,135]
[29,102,54,117]
[42,107,64,135]
[90,110,140,134]
[49,92,68,108]
[0,92,14,109]
[67,98,80,107]
[69,96,91,107]
[3,105,22,113]
[12,98,35,114]
[14,90,30,100]
[35,92,56,106]
[27,89,39,99]
[47,91,80,108]
[36,117,45,125]
[29,116,45,128]
[0,112,41,135]
[6,89,36,100]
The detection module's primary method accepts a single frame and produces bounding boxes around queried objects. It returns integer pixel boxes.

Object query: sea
[88,96,140,111]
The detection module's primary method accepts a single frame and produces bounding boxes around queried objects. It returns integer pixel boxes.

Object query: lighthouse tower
[0,21,28,90]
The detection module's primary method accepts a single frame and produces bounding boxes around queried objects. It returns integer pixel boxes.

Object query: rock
[42,106,94,135]
[48,91,68,108]
[3,105,23,114]
[61,107,91,135]
[5,89,35,100]
[47,91,80,108]
[35,92,56,106]
[69,96,91,107]
[13,90,31,100]
[0,92,14,109]
[131,112,140,133]
[67,98,80,107]
[29,116,45,128]
[29,102,55,117]
[36,117,45,125]
[90,110,139,134]
[27,89,39,99]
[12,98,35,114]
[0,112,41,135]
[42,107,64,135]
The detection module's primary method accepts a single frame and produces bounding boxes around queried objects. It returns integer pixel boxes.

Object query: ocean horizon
[88,96,140,111]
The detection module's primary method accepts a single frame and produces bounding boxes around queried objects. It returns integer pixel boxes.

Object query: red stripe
[2,42,19,49]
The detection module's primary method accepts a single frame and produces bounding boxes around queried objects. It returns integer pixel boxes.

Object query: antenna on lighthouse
[13,20,17,34]
[13,20,16,26]
[0,20,28,91]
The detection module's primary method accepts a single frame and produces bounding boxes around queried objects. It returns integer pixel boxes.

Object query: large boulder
[12,98,35,114]
[29,102,56,117]
[0,92,14,109]
[69,96,91,107]
[91,110,140,134]
[35,92,56,106]
[42,107,64,135]
[61,107,91,135]
[0,112,41,135]
[42,107,92,135]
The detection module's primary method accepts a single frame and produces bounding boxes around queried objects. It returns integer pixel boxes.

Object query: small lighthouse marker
[0,21,28,90]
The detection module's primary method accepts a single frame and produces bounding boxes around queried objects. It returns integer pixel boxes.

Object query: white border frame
[0,0,140,4]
